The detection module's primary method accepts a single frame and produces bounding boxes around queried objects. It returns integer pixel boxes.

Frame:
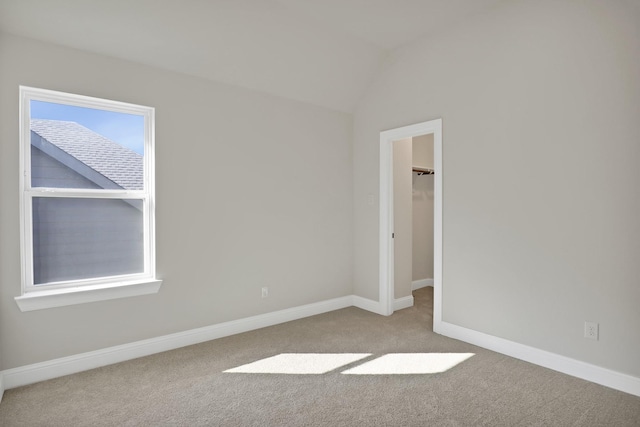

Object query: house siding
[30,148,144,285]
[31,145,101,189]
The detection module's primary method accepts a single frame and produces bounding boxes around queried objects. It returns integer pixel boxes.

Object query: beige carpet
[1,287,639,426]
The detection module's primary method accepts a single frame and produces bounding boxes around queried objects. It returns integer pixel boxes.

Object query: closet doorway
[379,119,442,333]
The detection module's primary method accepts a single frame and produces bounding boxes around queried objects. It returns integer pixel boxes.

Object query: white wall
[412,134,434,170]
[353,0,640,377]
[0,34,353,369]
[392,138,413,299]
[412,135,434,282]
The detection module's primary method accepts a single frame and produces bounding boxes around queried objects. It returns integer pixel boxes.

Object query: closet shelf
[412,166,434,175]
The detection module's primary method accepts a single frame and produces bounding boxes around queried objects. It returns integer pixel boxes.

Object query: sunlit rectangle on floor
[224,353,372,375]
[341,353,474,375]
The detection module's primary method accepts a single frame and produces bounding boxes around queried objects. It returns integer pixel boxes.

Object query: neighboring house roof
[30,119,143,190]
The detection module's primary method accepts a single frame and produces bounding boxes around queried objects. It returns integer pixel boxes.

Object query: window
[15,86,161,311]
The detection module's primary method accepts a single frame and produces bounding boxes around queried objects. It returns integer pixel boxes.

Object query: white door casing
[379,119,442,333]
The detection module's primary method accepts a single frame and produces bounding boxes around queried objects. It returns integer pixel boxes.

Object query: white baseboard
[0,295,353,391]
[354,294,414,313]
[438,321,640,398]
[412,279,433,290]
[393,295,414,311]
[3,296,638,400]
[352,295,386,315]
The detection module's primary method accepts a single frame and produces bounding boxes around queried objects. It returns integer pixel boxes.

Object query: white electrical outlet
[584,322,599,340]
[261,287,269,298]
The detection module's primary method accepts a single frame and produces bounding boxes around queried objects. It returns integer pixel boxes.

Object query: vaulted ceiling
[0,0,508,112]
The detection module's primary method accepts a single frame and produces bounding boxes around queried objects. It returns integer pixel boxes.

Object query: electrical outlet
[261,287,269,298]
[584,322,599,340]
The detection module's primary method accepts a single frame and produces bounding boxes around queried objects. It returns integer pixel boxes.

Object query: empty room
[0,0,639,425]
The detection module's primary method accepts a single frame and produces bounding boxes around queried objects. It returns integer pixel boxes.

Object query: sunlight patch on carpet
[224,353,372,375]
[341,353,475,375]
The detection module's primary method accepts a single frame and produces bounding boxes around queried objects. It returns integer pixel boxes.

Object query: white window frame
[15,86,161,312]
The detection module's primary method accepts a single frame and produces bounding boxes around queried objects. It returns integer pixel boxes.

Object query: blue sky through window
[30,100,145,155]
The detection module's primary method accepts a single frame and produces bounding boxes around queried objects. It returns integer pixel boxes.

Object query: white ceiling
[0,0,507,112]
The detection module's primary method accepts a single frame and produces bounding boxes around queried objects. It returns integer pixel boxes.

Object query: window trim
[16,86,161,311]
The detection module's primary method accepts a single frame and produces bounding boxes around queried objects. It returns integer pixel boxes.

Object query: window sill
[14,278,162,312]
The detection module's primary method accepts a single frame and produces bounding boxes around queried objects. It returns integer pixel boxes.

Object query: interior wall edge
[438,321,640,398]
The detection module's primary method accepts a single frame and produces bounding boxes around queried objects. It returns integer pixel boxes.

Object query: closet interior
[393,134,435,301]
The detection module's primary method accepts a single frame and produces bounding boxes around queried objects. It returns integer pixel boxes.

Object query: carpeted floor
[1,287,639,426]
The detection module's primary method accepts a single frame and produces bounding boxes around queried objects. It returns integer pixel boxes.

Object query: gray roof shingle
[30,119,143,190]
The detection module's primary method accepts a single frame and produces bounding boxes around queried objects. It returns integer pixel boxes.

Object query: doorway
[379,119,442,333]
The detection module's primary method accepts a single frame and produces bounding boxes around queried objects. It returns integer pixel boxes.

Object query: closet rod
[412,167,434,175]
